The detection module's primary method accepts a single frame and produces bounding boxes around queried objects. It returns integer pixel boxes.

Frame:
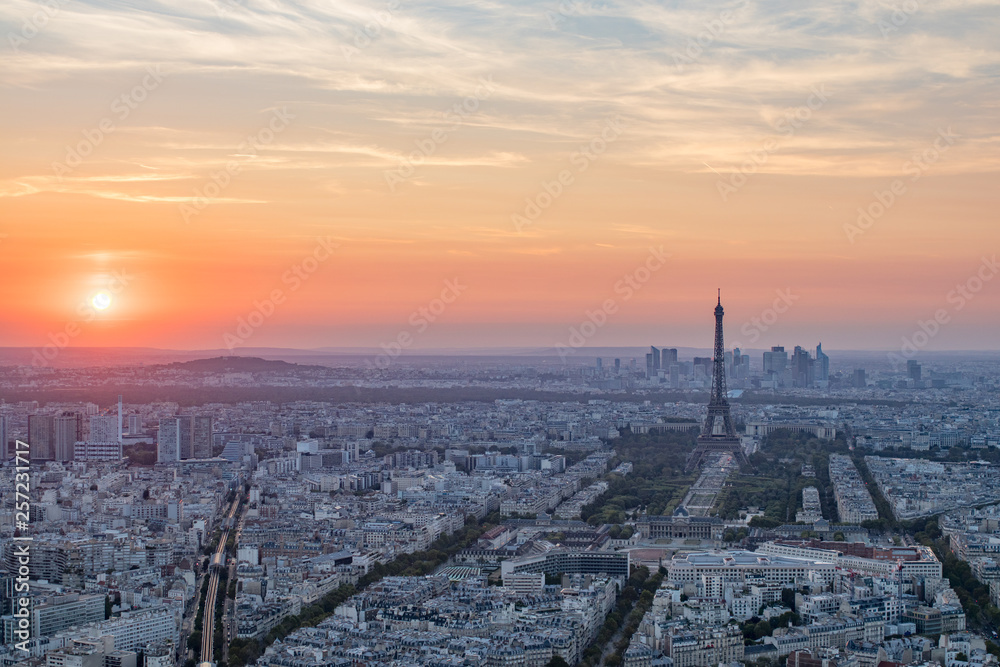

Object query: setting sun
[91,291,112,311]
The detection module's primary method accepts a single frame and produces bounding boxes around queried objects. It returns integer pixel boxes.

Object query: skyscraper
[89,415,119,443]
[177,415,194,459]
[763,346,788,377]
[646,346,662,379]
[815,343,830,383]
[157,418,181,463]
[791,346,815,387]
[192,415,214,459]
[158,415,213,460]
[730,347,747,381]
[0,415,7,458]
[28,414,55,461]
[54,413,82,462]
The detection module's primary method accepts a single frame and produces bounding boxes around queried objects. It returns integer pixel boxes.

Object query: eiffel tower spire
[686,291,751,472]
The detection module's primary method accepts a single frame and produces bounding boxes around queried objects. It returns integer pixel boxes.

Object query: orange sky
[1,0,999,352]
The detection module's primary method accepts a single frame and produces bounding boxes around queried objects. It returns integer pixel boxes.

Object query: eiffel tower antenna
[685,291,752,472]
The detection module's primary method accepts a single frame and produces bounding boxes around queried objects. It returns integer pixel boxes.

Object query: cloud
[1,0,998,202]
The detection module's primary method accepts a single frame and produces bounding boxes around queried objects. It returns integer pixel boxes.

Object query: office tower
[596,358,603,371]
[693,356,712,379]
[157,415,212,460]
[650,346,661,371]
[907,360,922,381]
[791,346,815,388]
[731,347,746,380]
[853,369,867,388]
[157,418,181,463]
[816,343,830,382]
[53,413,82,462]
[89,415,119,443]
[0,415,7,458]
[686,293,751,472]
[175,415,193,459]
[28,414,56,461]
[128,414,142,434]
[763,346,788,376]
[117,395,123,443]
[192,415,214,459]
[614,358,621,372]
[669,364,680,387]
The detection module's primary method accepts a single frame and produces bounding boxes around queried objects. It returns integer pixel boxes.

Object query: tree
[754,619,773,639]
[547,657,571,667]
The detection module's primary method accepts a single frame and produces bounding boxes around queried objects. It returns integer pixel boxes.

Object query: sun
[91,291,113,311]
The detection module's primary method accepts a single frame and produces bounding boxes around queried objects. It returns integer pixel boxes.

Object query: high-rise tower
[685,292,751,472]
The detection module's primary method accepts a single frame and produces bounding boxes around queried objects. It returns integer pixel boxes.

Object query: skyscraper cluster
[156,415,214,462]
[27,411,123,462]
[762,343,830,388]
[646,346,679,379]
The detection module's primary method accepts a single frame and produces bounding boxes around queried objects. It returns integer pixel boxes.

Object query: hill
[158,356,325,373]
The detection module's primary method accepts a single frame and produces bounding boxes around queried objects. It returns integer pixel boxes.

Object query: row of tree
[576,565,657,667]
[227,514,495,667]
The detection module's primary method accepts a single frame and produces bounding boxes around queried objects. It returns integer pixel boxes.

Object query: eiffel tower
[685,291,752,472]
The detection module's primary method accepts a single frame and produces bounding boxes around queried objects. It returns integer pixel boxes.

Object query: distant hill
[159,356,325,373]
